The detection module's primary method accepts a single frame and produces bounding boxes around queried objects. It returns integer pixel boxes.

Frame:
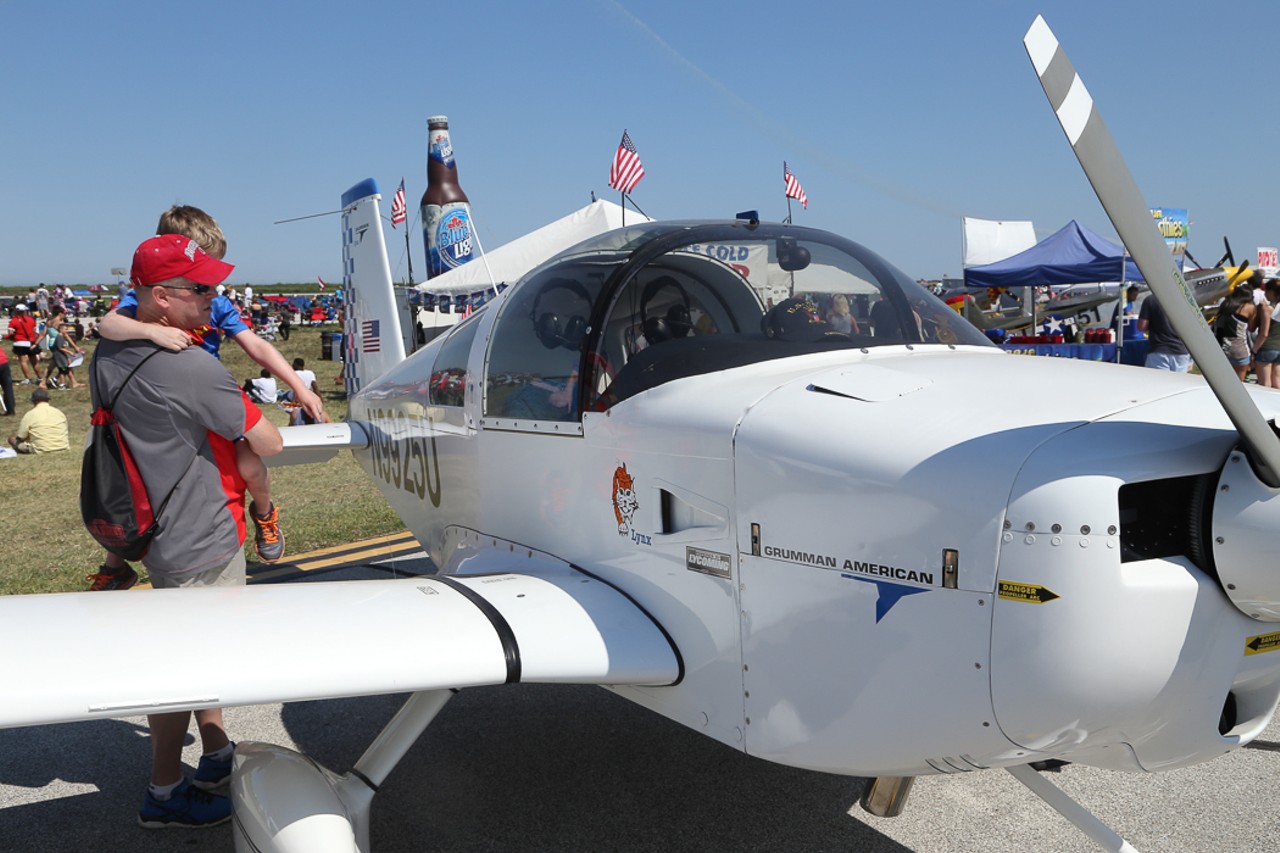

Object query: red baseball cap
[130,235,235,288]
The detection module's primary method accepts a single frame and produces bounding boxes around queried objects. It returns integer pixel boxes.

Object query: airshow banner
[1150,207,1188,270]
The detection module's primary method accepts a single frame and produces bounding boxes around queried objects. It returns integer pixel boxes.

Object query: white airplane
[4,16,1280,853]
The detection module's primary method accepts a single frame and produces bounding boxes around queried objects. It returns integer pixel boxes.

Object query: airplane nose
[1207,449,1280,622]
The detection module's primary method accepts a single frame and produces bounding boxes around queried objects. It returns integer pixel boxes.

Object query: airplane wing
[0,566,680,729]
[265,421,369,467]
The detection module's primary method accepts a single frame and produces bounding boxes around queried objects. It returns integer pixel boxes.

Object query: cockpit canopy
[473,221,992,423]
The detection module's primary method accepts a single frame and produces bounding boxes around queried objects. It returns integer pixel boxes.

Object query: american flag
[608,130,645,195]
[316,276,326,290]
[783,161,808,209]
[361,319,381,353]
[390,179,407,229]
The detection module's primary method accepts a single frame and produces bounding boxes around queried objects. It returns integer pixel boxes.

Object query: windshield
[590,225,991,407]
[483,222,991,423]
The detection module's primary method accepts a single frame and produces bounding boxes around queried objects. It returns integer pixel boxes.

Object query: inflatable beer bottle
[420,115,476,278]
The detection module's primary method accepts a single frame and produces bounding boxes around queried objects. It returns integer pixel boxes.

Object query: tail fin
[340,179,406,396]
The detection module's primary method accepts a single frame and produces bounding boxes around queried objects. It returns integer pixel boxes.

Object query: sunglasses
[143,282,214,295]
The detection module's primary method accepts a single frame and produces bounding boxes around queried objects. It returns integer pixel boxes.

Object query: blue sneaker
[137,778,231,829]
[192,743,234,790]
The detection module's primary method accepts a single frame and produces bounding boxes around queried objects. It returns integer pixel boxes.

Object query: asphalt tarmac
[2,539,1277,852]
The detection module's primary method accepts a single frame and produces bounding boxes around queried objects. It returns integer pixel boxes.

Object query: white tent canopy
[413,199,650,296]
[962,216,1036,267]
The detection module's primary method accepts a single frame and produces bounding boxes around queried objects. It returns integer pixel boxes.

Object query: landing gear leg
[231,689,455,853]
[1006,763,1140,852]
[338,689,456,851]
[859,776,915,817]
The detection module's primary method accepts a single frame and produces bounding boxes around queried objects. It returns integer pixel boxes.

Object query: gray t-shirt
[90,341,253,579]
[1139,297,1188,356]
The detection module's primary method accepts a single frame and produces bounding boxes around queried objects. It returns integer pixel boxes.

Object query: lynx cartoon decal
[612,463,639,536]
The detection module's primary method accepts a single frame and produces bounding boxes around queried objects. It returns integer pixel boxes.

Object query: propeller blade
[1224,236,1237,268]
[1229,260,1252,290]
[1023,16,1280,488]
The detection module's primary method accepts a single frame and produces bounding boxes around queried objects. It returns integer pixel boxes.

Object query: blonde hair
[156,205,227,259]
[831,294,850,315]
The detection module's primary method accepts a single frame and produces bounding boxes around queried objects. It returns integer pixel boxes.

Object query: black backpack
[80,351,191,561]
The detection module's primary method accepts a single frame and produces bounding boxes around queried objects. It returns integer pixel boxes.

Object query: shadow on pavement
[283,684,910,853]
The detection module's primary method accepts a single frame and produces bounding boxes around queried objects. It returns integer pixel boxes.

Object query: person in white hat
[5,303,41,384]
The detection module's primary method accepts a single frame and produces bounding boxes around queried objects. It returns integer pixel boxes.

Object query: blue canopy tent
[963,220,1142,288]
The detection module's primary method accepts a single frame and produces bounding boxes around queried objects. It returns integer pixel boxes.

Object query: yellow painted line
[284,535,414,568]
[254,541,422,581]
[132,531,420,590]
[282,531,416,560]
[292,540,420,570]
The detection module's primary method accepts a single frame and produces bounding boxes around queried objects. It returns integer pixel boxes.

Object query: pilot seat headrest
[640,275,694,344]
[532,278,591,350]
[762,297,847,343]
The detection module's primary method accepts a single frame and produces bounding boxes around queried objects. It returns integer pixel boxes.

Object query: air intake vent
[659,490,726,535]
[1117,473,1216,574]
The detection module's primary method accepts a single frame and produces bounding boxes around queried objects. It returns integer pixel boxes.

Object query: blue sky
[1,1,1274,286]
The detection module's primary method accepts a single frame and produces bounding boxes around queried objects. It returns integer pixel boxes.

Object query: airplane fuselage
[350,333,1280,778]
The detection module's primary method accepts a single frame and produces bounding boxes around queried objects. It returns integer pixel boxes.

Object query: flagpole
[390,179,414,285]
[404,221,415,286]
[621,189,626,227]
[785,196,793,225]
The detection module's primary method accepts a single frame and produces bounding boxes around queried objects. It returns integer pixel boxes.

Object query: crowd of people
[1136,270,1280,383]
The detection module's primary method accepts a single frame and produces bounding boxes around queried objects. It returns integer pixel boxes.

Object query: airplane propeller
[1214,237,1236,270]
[1023,16,1280,490]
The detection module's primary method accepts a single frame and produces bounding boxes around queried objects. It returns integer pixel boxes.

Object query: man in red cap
[89,235,283,829]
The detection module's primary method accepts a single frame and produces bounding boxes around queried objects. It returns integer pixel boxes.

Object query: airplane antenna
[273,209,343,225]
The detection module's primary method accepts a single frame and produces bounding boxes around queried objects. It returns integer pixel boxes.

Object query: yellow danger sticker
[998,581,1061,604]
[1245,632,1280,657]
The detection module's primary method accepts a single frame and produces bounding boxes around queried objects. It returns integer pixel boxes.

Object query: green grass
[1,326,403,595]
